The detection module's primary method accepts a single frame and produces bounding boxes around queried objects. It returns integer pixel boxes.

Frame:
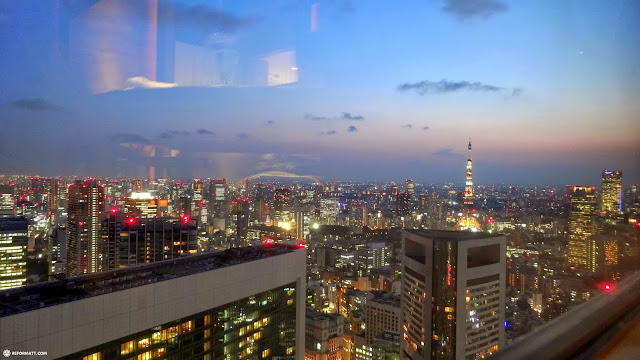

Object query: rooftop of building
[0,244,299,318]
[368,290,401,307]
[373,330,401,343]
[404,229,503,241]
[305,306,344,322]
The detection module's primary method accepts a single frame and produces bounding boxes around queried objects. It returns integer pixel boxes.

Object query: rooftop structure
[0,244,298,317]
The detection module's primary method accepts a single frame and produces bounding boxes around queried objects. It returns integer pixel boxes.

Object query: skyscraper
[66,180,104,276]
[209,178,227,220]
[0,245,306,359]
[601,170,622,215]
[397,193,412,216]
[406,179,415,196]
[567,186,597,268]
[102,212,198,270]
[274,188,292,222]
[0,217,27,290]
[401,230,506,360]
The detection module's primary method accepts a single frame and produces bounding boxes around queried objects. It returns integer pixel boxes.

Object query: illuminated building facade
[401,230,506,360]
[0,217,27,290]
[274,188,292,222]
[356,242,390,270]
[0,245,306,359]
[125,192,158,218]
[365,292,401,346]
[305,308,344,360]
[567,186,597,268]
[456,138,481,232]
[406,179,415,196]
[102,212,197,270]
[209,178,227,220]
[601,170,622,215]
[397,193,412,216]
[0,184,16,216]
[66,180,104,276]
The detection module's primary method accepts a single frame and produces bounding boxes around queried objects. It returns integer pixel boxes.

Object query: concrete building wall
[0,249,306,359]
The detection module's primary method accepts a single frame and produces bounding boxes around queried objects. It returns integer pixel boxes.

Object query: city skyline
[1,1,639,184]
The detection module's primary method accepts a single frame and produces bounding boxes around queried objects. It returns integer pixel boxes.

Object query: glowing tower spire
[456,137,481,231]
[464,137,474,206]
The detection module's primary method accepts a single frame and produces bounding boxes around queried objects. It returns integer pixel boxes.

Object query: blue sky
[0,0,638,185]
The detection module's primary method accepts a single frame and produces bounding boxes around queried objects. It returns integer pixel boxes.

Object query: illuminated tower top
[464,137,474,207]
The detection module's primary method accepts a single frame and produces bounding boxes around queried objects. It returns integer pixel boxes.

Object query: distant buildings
[600,170,622,216]
[0,217,27,290]
[365,291,401,346]
[401,230,506,360]
[356,242,390,270]
[274,188,292,222]
[66,180,104,276]
[567,186,597,268]
[102,212,197,270]
[0,245,306,359]
[305,307,345,360]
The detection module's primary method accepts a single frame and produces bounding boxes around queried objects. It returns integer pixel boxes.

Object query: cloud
[441,0,508,21]
[11,98,58,112]
[109,133,150,144]
[398,79,501,94]
[266,120,275,125]
[342,112,365,121]
[321,130,338,136]
[398,79,522,97]
[166,3,259,33]
[126,76,178,89]
[236,132,249,139]
[400,124,413,129]
[159,130,190,139]
[197,128,215,135]
[347,125,358,132]
[422,126,430,131]
[433,148,460,158]
[305,113,328,121]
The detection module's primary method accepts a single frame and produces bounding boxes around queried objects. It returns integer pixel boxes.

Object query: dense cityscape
[0,138,638,359]
[2,1,639,359]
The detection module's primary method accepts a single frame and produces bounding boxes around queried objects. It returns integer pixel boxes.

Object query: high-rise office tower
[601,170,622,215]
[274,188,292,221]
[0,217,28,290]
[66,179,104,276]
[397,193,412,216]
[401,230,506,360]
[0,245,306,359]
[295,210,305,240]
[406,179,415,196]
[356,242,390,270]
[102,212,198,270]
[0,184,16,217]
[209,178,227,220]
[567,186,597,268]
[232,197,251,238]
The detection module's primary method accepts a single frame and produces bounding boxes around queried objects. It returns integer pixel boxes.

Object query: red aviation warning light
[600,283,614,291]
[127,217,136,225]
[182,215,190,224]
